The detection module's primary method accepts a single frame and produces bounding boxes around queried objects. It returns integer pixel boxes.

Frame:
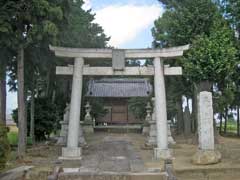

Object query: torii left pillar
[60,58,84,160]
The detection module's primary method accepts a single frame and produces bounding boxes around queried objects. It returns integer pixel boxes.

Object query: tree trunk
[30,90,35,144]
[183,106,191,136]
[191,84,198,133]
[176,98,184,134]
[219,113,223,135]
[17,46,26,158]
[0,62,6,125]
[237,106,240,136]
[224,108,228,135]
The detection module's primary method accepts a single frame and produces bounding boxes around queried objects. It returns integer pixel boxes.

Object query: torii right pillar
[154,57,172,160]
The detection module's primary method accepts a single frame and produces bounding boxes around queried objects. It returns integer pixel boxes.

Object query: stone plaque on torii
[50,45,189,160]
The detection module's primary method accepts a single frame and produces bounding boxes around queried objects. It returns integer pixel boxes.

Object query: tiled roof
[86,78,152,97]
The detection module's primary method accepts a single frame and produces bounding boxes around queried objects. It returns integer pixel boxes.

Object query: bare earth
[2,132,240,180]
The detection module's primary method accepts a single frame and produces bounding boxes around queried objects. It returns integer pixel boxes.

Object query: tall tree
[0,1,15,125]
[4,0,63,157]
[153,0,237,135]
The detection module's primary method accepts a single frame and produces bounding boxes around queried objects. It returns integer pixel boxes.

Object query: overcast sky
[6,0,163,114]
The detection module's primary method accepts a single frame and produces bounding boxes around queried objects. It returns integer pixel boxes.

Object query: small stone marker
[192,91,221,165]
[112,49,125,70]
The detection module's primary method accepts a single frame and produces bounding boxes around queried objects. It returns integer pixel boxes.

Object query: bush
[7,132,33,146]
[12,97,59,141]
[0,123,10,170]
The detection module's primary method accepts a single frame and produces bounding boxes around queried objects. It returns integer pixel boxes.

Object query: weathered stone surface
[50,44,189,59]
[60,147,82,160]
[112,49,125,70]
[79,136,145,173]
[145,99,157,147]
[154,148,173,160]
[167,120,176,145]
[67,58,85,149]
[56,66,183,76]
[57,104,70,145]
[0,166,34,180]
[192,150,221,165]
[154,58,169,160]
[58,172,168,180]
[192,91,222,165]
[198,91,214,150]
[82,126,94,133]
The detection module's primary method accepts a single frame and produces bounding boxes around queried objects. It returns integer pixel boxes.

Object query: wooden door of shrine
[111,100,128,124]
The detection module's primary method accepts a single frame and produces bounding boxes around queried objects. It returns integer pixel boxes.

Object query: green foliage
[153,0,239,123]
[88,98,108,119]
[7,132,18,146]
[184,20,237,83]
[128,97,151,121]
[153,0,219,47]
[0,124,10,170]
[7,132,32,146]
[13,97,59,141]
[59,0,109,48]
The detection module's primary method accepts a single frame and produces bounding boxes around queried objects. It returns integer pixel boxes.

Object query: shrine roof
[86,78,152,98]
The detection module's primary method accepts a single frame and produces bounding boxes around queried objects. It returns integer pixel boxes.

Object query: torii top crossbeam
[49,45,189,59]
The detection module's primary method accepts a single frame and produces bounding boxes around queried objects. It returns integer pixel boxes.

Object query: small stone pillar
[142,102,152,135]
[192,91,221,165]
[154,57,171,160]
[61,58,85,160]
[83,101,94,133]
[57,103,70,145]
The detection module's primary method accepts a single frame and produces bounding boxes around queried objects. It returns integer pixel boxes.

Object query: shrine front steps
[94,125,142,133]
[57,172,168,180]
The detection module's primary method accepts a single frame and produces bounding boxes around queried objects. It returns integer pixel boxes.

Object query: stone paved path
[80,135,145,173]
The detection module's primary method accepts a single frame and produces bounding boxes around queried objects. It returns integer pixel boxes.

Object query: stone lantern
[142,102,152,135]
[83,101,94,133]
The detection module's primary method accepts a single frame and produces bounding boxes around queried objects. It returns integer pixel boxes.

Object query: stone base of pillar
[142,126,149,135]
[83,125,94,133]
[59,147,82,160]
[154,148,172,160]
[192,149,221,165]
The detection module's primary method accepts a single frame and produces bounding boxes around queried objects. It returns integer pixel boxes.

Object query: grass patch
[7,132,32,146]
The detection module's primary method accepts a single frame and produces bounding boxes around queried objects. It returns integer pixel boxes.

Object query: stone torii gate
[50,45,189,160]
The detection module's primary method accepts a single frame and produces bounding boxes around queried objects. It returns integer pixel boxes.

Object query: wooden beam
[50,45,190,59]
[56,66,182,76]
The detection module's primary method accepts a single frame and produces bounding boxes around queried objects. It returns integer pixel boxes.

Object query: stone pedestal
[142,102,152,135]
[154,148,172,160]
[145,120,157,147]
[57,120,68,145]
[192,150,221,165]
[60,147,82,160]
[192,91,221,165]
[57,103,70,145]
[145,99,157,147]
[167,120,176,145]
[83,125,94,133]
